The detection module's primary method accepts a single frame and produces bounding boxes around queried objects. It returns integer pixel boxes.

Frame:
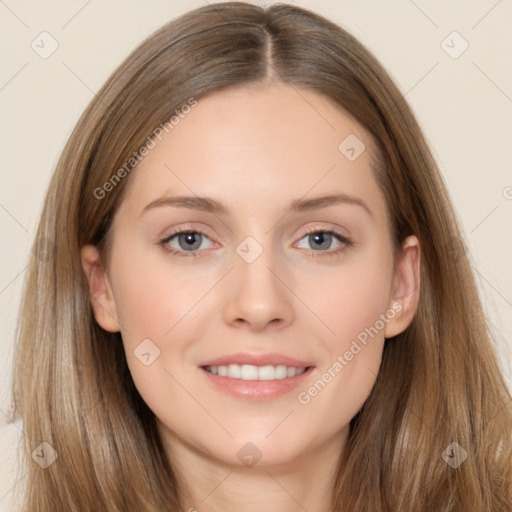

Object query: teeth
[240,364,258,380]
[205,364,307,381]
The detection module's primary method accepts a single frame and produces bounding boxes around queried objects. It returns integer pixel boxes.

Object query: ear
[81,245,121,332]
[384,235,421,338]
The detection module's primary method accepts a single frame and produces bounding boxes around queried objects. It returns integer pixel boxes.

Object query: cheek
[108,243,215,384]
[306,245,394,352]
[295,245,394,424]
[109,243,197,341]
[107,248,200,423]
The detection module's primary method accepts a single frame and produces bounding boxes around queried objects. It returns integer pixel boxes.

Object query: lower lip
[200,366,314,401]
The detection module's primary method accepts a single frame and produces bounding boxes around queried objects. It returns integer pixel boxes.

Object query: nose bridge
[222,232,294,330]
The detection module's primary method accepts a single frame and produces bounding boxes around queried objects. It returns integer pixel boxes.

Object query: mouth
[203,363,309,380]
[199,353,315,400]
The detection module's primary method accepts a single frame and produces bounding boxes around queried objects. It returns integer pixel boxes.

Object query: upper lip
[200,352,314,368]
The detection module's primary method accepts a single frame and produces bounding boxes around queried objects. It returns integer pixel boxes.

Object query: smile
[199,352,315,400]
[204,364,307,380]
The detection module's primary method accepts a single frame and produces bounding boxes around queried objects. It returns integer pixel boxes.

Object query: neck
[160,426,348,512]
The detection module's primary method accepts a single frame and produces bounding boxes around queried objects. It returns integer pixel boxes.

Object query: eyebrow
[141,193,373,218]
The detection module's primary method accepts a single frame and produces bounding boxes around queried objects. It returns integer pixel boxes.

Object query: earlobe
[80,245,121,332]
[384,235,421,339]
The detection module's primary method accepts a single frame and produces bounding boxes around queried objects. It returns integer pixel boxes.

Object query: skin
[82,82,420,512]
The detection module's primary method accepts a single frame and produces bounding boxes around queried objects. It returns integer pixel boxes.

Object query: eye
[160,226,352,259]
[160,229,215,258]
[295,227,352,258]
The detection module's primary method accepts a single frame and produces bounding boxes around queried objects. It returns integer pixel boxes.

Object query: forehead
[118,83,386,220]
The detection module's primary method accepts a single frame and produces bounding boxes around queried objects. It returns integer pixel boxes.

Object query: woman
[12,2,512,511]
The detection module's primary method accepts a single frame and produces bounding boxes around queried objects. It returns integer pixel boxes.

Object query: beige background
[1,1,511,509]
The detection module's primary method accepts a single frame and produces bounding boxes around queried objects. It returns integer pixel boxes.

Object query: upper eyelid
[300,225,350,239]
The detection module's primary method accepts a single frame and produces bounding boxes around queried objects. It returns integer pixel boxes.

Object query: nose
[222,245,295,333]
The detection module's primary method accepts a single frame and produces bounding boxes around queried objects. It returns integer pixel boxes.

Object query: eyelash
[160,226,352,259]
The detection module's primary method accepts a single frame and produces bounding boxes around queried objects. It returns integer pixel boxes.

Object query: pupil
[180,232,201,250]
[311,232,331,250]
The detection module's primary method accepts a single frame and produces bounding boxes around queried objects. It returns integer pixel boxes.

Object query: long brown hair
[12,2,512,510]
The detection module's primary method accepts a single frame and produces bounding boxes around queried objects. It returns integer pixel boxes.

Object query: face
[82,83,420,468]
